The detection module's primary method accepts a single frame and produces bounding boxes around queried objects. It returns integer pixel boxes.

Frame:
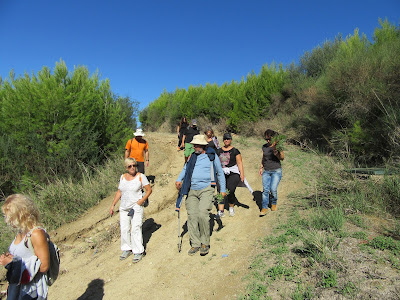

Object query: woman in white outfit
[109,158,152,263]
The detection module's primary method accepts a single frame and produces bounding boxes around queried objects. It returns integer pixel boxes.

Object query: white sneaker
[132,253,143,263]
[229,207,235,217]
[217,210,225,218]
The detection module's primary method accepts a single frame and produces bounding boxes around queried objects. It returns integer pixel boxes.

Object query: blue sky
[0,0,399,111]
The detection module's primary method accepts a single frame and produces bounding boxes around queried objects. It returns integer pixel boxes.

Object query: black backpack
[26,227,61,286]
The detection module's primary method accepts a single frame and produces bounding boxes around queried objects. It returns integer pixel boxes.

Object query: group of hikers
[109,119,285,260]
[0,120,284,299]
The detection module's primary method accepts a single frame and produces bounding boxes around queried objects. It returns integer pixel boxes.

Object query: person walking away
[125,129,149,174]
[204,127,220,151]
[259,129,284,216]
[0,194,50,300]
[177,117,188,151]
[216,133,245,217]
[109,158,152,263]
[175,134,226,256]
[180,119,200,163]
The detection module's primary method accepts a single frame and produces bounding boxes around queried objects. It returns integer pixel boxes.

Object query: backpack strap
[210,160,216,187]
[25,226,47,253]
[138,172,143,189]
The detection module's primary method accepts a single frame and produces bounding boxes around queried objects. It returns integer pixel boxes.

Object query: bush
[0,60,138,194]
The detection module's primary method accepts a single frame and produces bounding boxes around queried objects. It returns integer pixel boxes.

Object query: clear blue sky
[0,0,399,111]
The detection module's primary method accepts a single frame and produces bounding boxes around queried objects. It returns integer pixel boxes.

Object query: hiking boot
[229,207,235,217]
[259,208,268,217]
[271,205,277,211]
[217,210,225,218]
[200,245,209,256]
[188,247,200,256]
[132,253,143,263]
[120,250,132,260]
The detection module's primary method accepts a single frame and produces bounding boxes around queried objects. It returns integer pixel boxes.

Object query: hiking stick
[177,211,182,252]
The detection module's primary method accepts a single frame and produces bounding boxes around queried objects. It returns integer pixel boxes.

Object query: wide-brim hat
[134,128,145,136]
[191,134,208,145]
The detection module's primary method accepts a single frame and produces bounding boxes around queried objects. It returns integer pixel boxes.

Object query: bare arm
[273,148,284,160]
[236,154,244,182]
[181,135,186,148]
[125,149,130,159]
[145,149,149,167]
[31,229,50,273]
[110,190,122,215]
[138,184,152,206]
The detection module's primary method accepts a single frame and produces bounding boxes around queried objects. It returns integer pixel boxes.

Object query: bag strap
[25,226,47,254]
[138,172,143,189]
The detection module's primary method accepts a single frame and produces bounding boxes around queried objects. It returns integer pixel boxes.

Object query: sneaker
[132,253,143,263]
[188,247,200,256]
[120,250,132,260]
[217,210,225,218]
[259,208,268,217]
[229,207,235,217]
[200,245,209,256]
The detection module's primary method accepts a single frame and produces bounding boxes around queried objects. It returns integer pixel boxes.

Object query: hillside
[40,132,295,299]
[2,132,399,299]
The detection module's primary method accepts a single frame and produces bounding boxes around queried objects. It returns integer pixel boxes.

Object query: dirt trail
[47,132,299,300]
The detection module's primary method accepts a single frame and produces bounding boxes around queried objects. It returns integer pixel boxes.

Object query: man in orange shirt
[125,129,149,174]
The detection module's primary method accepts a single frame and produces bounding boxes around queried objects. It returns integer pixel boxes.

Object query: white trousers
[119,204,144,254]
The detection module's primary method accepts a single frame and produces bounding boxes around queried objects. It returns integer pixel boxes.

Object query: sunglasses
[127,165,137,168]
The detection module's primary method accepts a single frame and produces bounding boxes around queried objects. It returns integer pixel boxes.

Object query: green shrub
[369,236,400,254]
[319,270,337,288]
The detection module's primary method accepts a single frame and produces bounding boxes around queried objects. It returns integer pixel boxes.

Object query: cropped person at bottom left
[0,194,50,300]
[109,157,152,263]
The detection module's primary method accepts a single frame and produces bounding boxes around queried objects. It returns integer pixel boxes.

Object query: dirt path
[47,133,299,300]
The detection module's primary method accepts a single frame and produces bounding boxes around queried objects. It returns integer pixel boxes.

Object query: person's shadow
[142,218,161,250]
[252,191,263,211]
[177,221,188,251]
[209,213,224,234]
[77,279,104,300]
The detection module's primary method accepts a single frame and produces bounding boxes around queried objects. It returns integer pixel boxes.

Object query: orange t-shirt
[125,138,149,162]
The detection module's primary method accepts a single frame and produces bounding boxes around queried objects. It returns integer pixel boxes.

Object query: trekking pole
[177,211,182,252]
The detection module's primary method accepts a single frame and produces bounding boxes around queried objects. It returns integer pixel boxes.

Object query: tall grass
[243,146,400,298]
[0,155,125,253]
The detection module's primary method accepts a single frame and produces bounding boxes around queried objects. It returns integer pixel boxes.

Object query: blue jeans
[262,168,282,209]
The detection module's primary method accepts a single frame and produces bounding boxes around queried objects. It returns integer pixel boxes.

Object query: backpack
[26,227,61,286]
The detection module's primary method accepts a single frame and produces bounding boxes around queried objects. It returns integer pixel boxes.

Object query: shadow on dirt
[143,218,161,250]
[77,278,104,300]
[209,213,224,234]
[252,191,262,211]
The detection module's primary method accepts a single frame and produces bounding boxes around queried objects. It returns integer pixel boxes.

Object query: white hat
[134,128,145,136]
[191,134,208,145]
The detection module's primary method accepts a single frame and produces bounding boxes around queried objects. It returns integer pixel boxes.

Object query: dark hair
[264,129,277,138]
[204,127,214,136]
[223,132,232,140]
[179,117,188,126]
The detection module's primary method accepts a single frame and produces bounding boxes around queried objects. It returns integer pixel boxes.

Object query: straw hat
[134,128,145,136]
[191,134,208,145]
